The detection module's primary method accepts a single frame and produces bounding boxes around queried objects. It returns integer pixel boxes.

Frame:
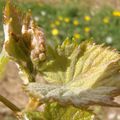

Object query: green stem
[0,94,20,112]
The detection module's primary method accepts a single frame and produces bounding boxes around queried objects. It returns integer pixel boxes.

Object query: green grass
[1,0,120,50]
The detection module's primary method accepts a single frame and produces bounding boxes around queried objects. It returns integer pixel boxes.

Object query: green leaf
[3,0,30,61]
[3,0,23,36]
[22,111,44,120]
[3,1,46,82]
[25,40,120,107]
[3,1,43,82]
[38,38,78,84]
[21,103,94,120]
[43,103,94,120]
[38,40,120,87]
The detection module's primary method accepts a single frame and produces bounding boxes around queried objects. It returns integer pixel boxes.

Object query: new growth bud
[3,1,46,82]
[30,27,46,62]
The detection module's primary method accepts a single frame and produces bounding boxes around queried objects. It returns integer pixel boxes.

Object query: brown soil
[0,62,28,120]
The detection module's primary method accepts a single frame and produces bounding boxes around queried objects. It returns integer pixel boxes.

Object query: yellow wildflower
[112,11,120,17]
[58,16,63,21]
[51,28,59,36]
[84,27,90,33]
[84,15,91,21]
[73,20,79,26]
[64,17,70,23]
[103,17,109,24]
[74,33,81,39]
[55,20,60,26]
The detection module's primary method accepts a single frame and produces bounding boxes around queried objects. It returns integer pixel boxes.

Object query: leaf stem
[24,97,40,112]
[0,94,20,112]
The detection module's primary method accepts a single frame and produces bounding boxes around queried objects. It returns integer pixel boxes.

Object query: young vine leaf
[26,40,120,107]
[3,0,46,82]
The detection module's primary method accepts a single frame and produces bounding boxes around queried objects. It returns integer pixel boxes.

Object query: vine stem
[0,94,20,112]
[24,97,40,112]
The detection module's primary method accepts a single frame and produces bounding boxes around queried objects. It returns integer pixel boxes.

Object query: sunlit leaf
[3,0,46,82]
[21,103,94,120]
[3,0,30,61]
[38,40,120,87]
[21,111,44,120]
[26,40,120,107]
[43,103,94,120]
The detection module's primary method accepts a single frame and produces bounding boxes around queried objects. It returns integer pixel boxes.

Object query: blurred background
[0,0,120,120]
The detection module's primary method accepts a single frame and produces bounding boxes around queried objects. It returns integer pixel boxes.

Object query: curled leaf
[3,1,46,82]
[3,0,46,62]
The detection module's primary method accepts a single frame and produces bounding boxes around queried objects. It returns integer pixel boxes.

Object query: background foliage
[0,0,120,50]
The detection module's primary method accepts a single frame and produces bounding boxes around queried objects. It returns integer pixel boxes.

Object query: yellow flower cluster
[84,27,90,33]
[74,33,81,39]
[64,17,70,23]
[112,11,120,17]
[73,20,79,26]
[50,15,92,37]
[49,9,120,39]
[84,15,91,21]
[51,28,59,36]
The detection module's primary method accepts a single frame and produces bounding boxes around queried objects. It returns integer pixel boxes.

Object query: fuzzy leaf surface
[26,40,120,107]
